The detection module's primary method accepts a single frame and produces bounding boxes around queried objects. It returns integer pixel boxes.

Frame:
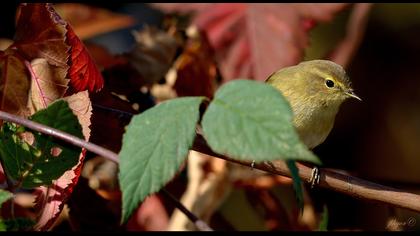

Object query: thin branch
[160,189,213,231]
[0,110,213,231]
[2,111,420,216]
[0,110,119,163]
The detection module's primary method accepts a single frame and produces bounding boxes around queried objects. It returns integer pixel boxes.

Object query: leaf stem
[160,189,213,231]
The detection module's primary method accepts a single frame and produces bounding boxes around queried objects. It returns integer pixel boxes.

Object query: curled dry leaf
[34,91,92,231]
[13,3,69,68]
[152,3,350,81]
[125,26,178,86]
[0,51,30,117]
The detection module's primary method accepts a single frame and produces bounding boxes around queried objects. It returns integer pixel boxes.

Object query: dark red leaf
[173,32,217,98]
[13,3,69,67]
[66,25,104,93]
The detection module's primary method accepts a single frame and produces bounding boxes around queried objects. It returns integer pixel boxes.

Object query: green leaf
[0,100,84,188]
[201,79,320,164]
[318,204,329,231]
[119,96,204,223]
[4,218,35,231]
[0,190,13,232]
[0,189,12,207]
[286,160,304,213]
[0,221,5,231]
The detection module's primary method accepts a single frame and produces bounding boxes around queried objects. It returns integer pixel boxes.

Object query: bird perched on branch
[266,59,361,187]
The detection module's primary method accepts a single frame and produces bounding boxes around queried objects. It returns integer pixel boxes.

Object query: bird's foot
[309,166,321,189]
[250,160,256,169]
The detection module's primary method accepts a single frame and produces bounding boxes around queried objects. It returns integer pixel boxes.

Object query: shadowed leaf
[119,96,204,223]
[0,52,30,117]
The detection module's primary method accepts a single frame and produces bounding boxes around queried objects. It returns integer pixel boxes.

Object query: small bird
[266,60,361,187]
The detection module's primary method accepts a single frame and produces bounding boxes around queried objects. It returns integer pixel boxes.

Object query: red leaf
[13,3,69,67]
[66,25,104,93]
[153,3,349,82]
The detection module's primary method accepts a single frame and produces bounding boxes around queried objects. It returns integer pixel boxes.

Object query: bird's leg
[309,166,321,188]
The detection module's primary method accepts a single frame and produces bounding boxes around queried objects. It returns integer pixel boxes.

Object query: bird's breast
[292,102,339,149]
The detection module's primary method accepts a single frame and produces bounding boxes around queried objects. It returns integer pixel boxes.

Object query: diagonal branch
[0,110,212,231]
[1,109,420,217]
[192,134,420,213]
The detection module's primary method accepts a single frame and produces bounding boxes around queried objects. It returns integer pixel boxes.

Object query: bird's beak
[345,90,362,101]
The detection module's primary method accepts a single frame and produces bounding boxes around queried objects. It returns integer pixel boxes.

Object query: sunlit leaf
[66,25,104,93]
[27,58,69,114]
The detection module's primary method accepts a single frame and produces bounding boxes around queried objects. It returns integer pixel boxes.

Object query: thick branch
[2,110,420,216]
[192,134,420,213]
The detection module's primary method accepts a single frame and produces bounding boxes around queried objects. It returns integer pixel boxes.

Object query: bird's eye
[325,79,335,88]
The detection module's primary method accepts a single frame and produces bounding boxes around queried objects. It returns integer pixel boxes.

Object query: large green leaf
[201,79,320,164]
[119,96,204,223]
[0,100,84,188]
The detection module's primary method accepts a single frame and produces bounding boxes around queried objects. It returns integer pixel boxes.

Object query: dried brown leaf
[0,51,30,117]
[63,91,92,140]
[125,26,178,85]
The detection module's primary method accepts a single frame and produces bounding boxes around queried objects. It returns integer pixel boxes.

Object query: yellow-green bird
[266,60,361,186]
